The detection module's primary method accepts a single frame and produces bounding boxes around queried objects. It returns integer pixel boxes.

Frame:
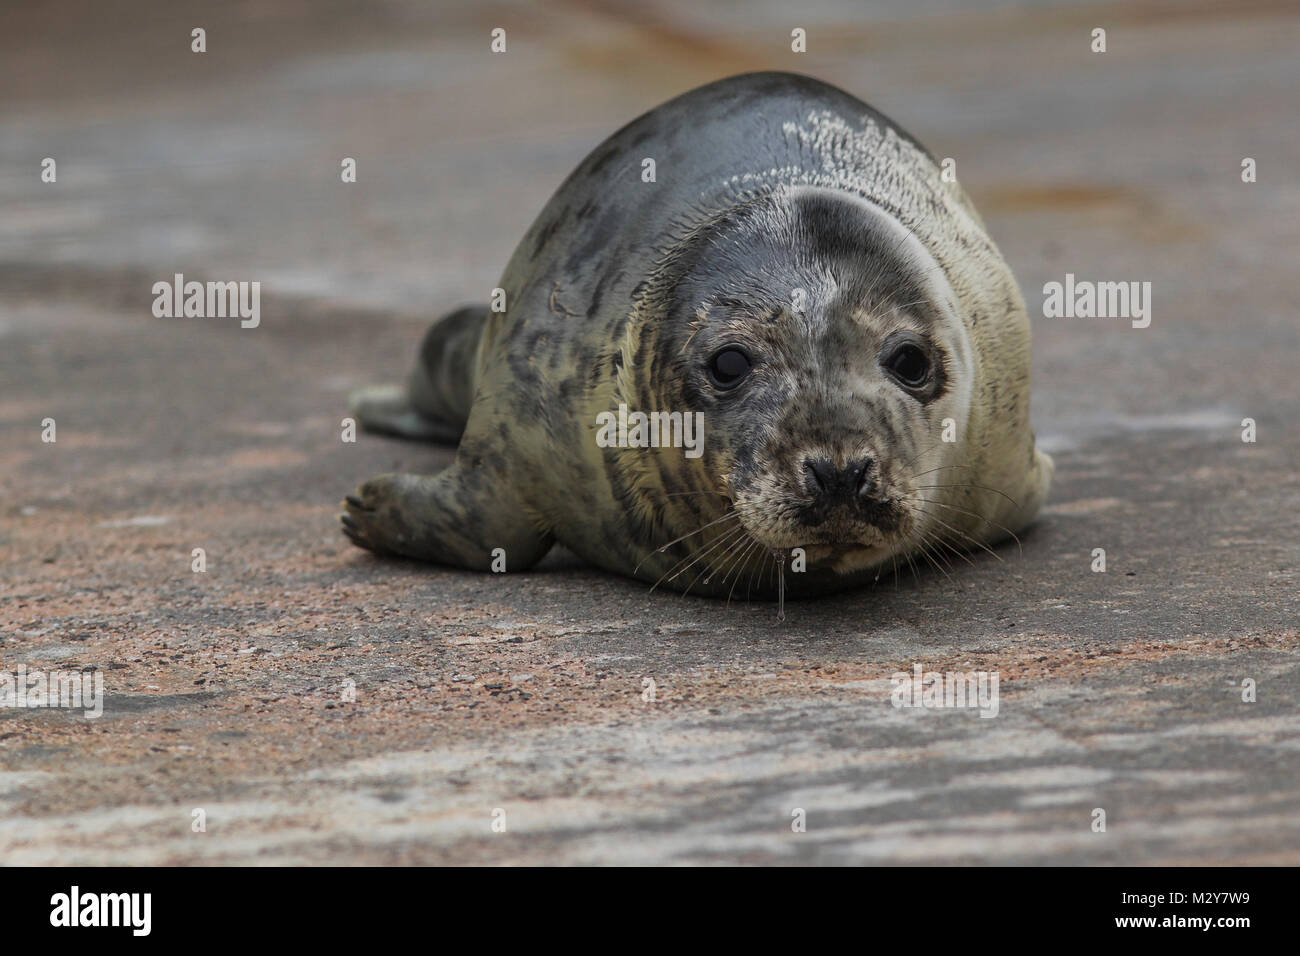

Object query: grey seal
[340,71,1053,600]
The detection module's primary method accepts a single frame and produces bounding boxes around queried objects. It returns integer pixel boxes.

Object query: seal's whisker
[894,437,949,475]
[911,536,946,574]
[672,526,749,597]
[694,527,756,592]
[913,526,975,568]
[902,549,923,583]
[745,540,771,603]
[633,511,741,575]
[675,522,751,596]
[723,538,759,607]
[925,530,978,568]
[714,531,754,586]
[711,529,758,595]
[911,537,955,583]
[649,517,745,593]
[905,462,978,481]
[905,501,1008,564]
[724,538,762,607]
[679,519,748,574]
[912,481,1021,509]
[904,496,1024,556]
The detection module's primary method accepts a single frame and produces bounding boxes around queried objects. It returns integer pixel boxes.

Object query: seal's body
[342,72,1053,599]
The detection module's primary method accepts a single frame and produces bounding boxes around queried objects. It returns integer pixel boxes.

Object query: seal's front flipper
[348,384,462,442]
[340,466,553,571]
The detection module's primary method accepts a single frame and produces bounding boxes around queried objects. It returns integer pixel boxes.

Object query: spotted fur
[342,72,1053,599]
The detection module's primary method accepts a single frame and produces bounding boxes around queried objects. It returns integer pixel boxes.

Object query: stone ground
[1,0,1297,864]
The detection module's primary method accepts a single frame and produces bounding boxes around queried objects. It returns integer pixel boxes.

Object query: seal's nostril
[803,459,828,494]
[856,458,877,498]
[806,458,876,500]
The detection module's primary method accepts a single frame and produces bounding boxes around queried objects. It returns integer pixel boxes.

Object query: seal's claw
[339,471,551,569]
[339,510,374,553]
[340,491,383,554]
[340,476,416,556]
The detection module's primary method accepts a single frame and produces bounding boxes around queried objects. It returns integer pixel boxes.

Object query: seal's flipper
[407,304,486,435]
[349,305,487,443]
[348,384,463,442]
[340,467,554,570]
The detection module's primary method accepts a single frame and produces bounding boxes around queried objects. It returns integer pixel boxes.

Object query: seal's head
[630,185,991,580]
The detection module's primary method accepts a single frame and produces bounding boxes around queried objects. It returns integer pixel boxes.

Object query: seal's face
[652,187,975,575]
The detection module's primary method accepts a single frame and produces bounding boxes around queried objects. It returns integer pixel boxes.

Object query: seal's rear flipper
[350,304,487,443]
[340,466,554,571]
[348,383,463,442]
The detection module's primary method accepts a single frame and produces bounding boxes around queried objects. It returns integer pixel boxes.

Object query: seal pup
[341,71,1053,599]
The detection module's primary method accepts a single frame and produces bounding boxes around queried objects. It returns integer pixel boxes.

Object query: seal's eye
[887,344,929,387]
[880,333,933,392]
[707,348,752,390]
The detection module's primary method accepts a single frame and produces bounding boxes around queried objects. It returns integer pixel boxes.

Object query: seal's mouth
[739,501,909,548]
[736,525,897,568]
[790,541,895,575]
[728,493,911,575]
[793,541,879,559]
[722,468,917,577]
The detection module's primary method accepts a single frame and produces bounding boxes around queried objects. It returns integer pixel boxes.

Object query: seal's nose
[803,457,876,502]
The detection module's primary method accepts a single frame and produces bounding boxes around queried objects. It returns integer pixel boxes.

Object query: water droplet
[777,550,787,622]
